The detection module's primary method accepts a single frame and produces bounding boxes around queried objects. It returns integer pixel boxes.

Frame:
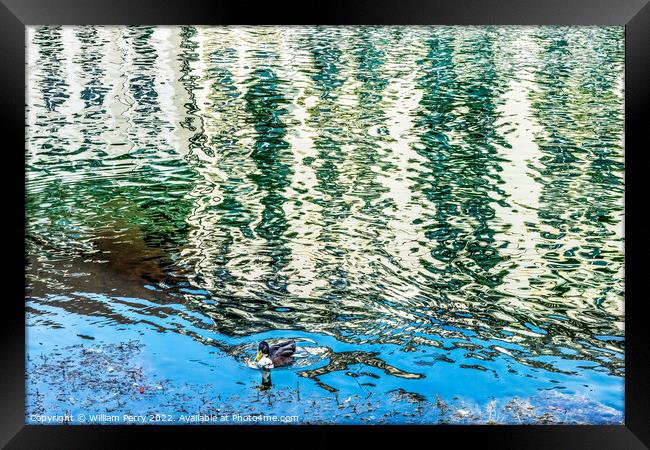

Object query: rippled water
[25,25,624,424]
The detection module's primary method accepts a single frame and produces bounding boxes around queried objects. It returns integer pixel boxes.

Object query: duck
[255,340,296,369]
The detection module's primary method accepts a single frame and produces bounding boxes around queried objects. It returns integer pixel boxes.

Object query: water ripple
[26,26,625,410]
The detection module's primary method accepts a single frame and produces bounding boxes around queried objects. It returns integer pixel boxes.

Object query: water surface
[26,25,624,424]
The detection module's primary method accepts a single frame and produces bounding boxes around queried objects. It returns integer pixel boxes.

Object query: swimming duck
[255,340,296,369]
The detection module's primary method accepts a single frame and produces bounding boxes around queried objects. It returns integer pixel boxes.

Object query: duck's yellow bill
[255,351,263,362]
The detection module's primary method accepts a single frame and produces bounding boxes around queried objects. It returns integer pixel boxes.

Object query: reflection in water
[260,369,272,391]
[26,26,625,421]
[245,65,293,291]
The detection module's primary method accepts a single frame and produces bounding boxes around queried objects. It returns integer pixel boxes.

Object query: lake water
[25,25,624,424]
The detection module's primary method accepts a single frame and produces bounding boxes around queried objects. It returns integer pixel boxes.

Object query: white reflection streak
[103,27,134,169]
[492,32,546,302]
[152,26,186,157]
[378,36,431,303]
[277,29,327,298]
[332,35,377,290]
[182,26,235,292]
[25,27,39,170]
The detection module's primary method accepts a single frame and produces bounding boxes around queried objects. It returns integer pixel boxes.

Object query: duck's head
[256,341,270,362]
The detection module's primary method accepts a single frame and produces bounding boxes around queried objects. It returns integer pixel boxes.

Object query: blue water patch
[25,292,624,421]
[595,335,624,342]
[524,322,548,335]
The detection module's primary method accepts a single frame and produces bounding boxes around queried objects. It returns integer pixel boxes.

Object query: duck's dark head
[256,341,270,362]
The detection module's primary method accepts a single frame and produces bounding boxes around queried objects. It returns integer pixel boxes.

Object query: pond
[25,25,624,424]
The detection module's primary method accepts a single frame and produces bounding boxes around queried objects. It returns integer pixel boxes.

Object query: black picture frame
[2,0,648,448]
